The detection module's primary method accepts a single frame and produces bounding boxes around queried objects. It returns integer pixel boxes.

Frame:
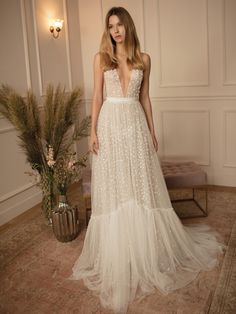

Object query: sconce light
[49,19,64,39]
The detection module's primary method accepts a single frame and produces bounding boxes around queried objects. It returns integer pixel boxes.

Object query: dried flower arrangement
[0,84,91,223]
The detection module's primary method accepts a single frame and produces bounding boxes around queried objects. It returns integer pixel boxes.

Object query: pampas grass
[0,83,91,221]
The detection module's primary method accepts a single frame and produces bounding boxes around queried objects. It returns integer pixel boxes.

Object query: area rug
[0,186,235,313]
[207,220,236,314]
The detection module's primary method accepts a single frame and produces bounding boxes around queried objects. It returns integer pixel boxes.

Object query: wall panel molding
[100,0,104,28]
[157,0,210,88]
[0,0,30,91]
[32,0,43,95]
[160,109,210,166]
[81,95,236,104]
[222,0,236,86]
[63,0,73,90]
[151,95,236,101]
[32,0,73,96]
[223,110,236,167]
[20,0,32,89]
[141,0,146,50]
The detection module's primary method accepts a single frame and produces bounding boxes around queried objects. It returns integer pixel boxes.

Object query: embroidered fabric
[68,68,226,314]
[104,68,143,98]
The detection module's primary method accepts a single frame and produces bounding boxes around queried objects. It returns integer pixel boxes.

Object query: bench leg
[193,187,208,216]
[171,186,208,218]
[86,208,91,226]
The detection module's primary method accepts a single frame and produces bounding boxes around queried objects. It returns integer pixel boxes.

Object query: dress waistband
[105,97,139,103]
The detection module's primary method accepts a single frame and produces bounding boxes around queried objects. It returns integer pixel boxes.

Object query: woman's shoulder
[141,52,151,64]
[93,52,104,70]
[94,52,101,62]
[140,52,151,71]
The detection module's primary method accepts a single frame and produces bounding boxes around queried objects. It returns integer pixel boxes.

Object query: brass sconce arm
[49,19,64,39]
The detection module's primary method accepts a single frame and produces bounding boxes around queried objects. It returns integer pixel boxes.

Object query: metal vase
[52,195,79,242]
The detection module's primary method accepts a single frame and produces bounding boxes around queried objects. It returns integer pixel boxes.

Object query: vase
[51,194,80,242]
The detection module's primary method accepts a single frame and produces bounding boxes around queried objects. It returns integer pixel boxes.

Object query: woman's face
[108,15,126,43]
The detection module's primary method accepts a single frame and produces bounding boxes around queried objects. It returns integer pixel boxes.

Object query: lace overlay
[68,67,226,314]
[104,68,143,98]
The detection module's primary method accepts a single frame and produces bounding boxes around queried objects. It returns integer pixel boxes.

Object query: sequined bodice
[104,69,143,98]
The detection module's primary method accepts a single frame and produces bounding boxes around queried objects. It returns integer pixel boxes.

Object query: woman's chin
[115,39,124,44]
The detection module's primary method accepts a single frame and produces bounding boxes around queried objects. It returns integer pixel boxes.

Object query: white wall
[0,0,236,225]
[0,0,86,226]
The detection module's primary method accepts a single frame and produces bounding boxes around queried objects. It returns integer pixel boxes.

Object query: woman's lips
[115,35,121,39]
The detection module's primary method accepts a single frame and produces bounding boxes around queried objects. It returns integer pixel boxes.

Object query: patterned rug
[0,185,236,313]
[207,221,236,314]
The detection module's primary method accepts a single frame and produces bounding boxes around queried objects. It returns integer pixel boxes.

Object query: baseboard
[0,188,42,226]
[207,174,236,187]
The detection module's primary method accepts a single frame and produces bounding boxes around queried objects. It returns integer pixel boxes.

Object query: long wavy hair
[99,7,144,71]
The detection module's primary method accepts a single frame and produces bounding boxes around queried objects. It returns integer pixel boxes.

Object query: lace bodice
[104,68,143,98]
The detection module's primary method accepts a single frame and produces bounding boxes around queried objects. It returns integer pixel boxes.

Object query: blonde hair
[99,7,144,71]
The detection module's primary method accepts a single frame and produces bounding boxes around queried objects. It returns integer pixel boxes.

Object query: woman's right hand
[89,132,99,155]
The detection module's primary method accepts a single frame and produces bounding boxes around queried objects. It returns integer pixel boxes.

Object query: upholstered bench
[160,161,208,218]
[81,161,208,225]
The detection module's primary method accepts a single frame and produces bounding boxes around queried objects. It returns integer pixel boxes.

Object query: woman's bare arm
[139,53,156,136]
[89,53,104,154]
[90,53,104,136]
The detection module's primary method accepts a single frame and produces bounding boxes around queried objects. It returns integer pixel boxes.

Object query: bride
[68,6,226,314]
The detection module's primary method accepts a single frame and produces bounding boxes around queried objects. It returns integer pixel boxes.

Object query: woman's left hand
[151,132,158,152]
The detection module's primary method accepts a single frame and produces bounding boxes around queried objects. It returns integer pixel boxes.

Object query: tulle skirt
[68,97,226,314]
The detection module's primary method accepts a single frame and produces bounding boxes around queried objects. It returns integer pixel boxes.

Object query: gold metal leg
[171,186,208,219]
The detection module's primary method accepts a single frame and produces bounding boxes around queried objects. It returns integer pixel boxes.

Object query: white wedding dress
[68,68,226,313]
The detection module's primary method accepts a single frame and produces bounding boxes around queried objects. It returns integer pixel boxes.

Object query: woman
[69,6,226,314]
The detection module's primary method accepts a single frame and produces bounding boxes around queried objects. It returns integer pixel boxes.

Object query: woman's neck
[115,44,127,58]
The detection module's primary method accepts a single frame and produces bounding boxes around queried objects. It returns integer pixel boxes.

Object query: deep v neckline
[115,68,134,98]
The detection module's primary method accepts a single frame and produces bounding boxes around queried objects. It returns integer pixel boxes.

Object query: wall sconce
[49,19,64,39]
